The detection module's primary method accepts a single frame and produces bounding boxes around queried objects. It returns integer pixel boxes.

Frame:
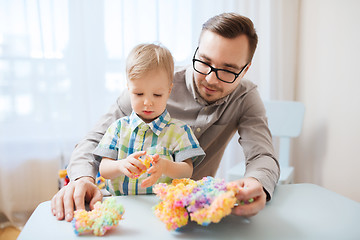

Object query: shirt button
[196,128,201,132]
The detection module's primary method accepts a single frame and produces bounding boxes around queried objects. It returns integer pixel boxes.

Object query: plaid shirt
[93,110,205,195]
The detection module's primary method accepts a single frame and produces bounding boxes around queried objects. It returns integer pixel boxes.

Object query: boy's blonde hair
[126,43,174,84]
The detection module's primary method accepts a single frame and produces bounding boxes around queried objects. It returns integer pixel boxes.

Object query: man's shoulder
[240,78,258,91]
[231,78,258,99]
[174,65,188,74]
[174,65,189,81]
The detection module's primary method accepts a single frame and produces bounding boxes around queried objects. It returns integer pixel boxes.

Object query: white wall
[294,0,360,202]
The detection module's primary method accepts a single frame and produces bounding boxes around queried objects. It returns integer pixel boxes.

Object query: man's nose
[205,71,220,85]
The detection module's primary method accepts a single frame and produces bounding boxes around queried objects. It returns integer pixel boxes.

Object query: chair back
[264,100,305,182]
[226,100,305,184]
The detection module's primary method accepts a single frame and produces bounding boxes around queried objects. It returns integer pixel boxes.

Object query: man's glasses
[192,47,249,84]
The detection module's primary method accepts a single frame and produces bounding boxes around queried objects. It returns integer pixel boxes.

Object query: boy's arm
[99,152,148,179]
[99,157,119,179]
[160,158,193,179]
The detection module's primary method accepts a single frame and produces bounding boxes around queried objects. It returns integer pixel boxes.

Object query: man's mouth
[202,84,218,93]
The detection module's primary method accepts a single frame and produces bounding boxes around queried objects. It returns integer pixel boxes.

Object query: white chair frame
[227,100,305,184]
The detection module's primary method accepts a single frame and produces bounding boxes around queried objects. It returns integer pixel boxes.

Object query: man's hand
[51,176,103,222]
[231,177,267,217]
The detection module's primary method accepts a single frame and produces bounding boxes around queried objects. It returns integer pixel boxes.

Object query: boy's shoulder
[109,115,131,127]
[166,117,192,132]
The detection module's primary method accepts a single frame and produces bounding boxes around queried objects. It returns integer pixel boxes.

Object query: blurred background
[0,0,359,231]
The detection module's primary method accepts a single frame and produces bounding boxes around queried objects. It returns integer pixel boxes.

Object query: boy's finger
[151,154,160,162]
[131,151,146,158]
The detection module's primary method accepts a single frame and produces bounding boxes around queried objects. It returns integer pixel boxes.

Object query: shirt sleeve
[172,123,206,168]
[238,89,280,200]
[92,120,121,160]
[67,89,132,181]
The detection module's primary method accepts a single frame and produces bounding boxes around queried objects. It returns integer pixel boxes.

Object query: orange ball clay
[131,155,154,179]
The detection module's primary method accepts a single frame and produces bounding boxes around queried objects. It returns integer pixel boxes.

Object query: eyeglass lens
[193,60,236,83]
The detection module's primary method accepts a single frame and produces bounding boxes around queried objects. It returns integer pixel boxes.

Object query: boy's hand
[118,151,147,178]
[140,154,163,188]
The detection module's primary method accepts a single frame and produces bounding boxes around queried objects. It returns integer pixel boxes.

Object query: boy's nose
[144,98,153,106]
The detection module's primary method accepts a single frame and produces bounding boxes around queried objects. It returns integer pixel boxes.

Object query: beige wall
[293,0,360,201]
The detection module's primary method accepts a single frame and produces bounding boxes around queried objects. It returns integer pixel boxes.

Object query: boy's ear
[169,83,173,94]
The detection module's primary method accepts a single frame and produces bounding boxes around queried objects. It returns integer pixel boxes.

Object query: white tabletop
[18,183,360,240]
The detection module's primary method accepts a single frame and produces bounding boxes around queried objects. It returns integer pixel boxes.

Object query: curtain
[0,0,300,228]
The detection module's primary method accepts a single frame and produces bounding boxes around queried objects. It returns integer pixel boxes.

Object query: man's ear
[241,62,252,78]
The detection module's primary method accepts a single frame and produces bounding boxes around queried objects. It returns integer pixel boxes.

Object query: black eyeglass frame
[192,47,249,84]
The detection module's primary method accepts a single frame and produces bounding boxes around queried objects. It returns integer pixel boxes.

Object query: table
[18,184,360,240]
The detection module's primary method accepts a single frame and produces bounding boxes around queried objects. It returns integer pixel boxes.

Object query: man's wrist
[74,176,95,184]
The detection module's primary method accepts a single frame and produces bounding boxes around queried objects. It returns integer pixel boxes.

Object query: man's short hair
[200,13,258,62]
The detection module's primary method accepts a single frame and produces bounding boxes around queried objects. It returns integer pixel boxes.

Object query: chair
[227,100,305,184]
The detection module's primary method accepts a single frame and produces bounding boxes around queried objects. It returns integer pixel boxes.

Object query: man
[51,12,279,222]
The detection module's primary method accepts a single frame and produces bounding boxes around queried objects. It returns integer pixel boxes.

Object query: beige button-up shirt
[68,66,279,199]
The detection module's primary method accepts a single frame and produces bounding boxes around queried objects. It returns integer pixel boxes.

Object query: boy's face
[128,69,172,123]
[194,30,251,103]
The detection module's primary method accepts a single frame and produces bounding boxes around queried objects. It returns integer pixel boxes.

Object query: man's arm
[67,92,131,181]
[51,90,131,221]
[231,87,279,217]
[237,89,280,200]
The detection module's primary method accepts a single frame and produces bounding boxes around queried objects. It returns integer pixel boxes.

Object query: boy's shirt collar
[129,110,171,136]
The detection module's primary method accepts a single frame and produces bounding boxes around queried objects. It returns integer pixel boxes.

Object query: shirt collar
[129,110,171,136]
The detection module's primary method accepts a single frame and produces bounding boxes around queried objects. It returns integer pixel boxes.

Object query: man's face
[194,30,251,103]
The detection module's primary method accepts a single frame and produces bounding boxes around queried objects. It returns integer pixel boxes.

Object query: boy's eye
[154,94,162,97]
[135,93,143,96]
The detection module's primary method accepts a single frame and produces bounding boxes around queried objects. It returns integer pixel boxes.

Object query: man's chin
[200,93,218,104]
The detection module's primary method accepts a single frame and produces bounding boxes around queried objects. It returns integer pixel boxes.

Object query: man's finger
[73,182,86,211]
[236,185,264,200]
[55,186,71,220]
[51,191,59,216]
[63,184,76,221]
[232,196,265,217]
[89,188,103,210]
[232,204,257,217]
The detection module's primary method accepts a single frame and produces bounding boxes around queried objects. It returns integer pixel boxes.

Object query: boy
[93,43,205,195]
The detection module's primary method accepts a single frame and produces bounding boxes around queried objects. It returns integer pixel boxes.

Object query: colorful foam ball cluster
[153,176,242,230]
[72,197,125,236]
